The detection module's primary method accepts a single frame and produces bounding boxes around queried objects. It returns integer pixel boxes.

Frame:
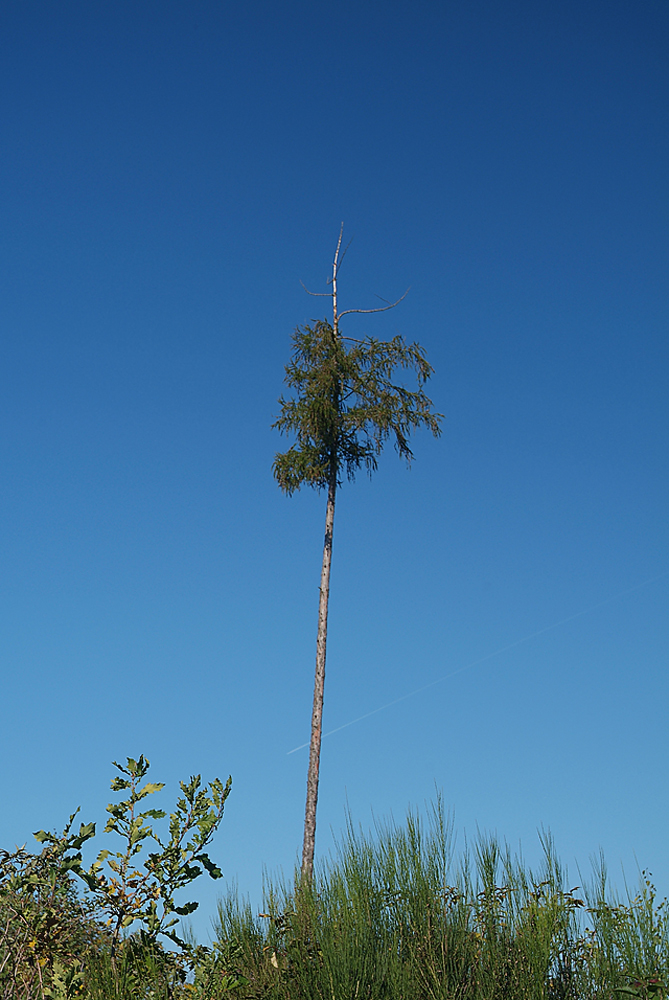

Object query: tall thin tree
[273,228,442,879]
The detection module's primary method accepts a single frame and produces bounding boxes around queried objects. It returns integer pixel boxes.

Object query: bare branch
[339,288,410,319]
[332,223,345,329]
[337,235,354,274]
[332,223,344,271]
[300,279,331,297]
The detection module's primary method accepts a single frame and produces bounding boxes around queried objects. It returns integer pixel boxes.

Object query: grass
[4,800,669,998]
[213,801,669,1000]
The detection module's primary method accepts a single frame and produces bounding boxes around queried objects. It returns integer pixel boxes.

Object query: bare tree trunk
[301,467,337,879]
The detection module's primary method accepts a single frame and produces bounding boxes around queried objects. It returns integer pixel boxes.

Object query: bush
[0,755,232,1000]
[0,818,106,1000]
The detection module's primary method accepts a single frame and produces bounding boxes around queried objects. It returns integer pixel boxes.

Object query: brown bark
[301,466,337,879]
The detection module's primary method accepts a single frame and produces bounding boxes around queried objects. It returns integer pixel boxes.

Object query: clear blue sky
[1,0,667,941]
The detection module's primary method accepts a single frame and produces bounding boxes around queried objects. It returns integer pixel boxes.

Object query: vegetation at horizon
[3,764,669,1000]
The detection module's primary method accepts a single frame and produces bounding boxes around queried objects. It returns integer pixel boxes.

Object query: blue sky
[1,0,667,940]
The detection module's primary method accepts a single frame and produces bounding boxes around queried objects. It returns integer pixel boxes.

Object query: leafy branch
[80,756,231,953]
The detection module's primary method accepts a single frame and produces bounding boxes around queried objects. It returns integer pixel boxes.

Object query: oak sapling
[82,755,231,954]
[273,227,442,879]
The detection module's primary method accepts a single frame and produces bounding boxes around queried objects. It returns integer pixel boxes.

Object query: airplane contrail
[287,570,668,755]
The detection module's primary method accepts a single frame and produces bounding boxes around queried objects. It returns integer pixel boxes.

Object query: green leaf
[175,901,199,915]
[140,808,166,821]
[110,776,131,791]
[197,853,223,879]
[137,782,165,799]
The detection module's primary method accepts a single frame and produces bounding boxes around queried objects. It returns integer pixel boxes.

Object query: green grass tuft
[213,802,669,1000]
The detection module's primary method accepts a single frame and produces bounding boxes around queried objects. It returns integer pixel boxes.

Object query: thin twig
[333,223,344,267]
[339,288,409,319]
[337,235,354,273]
[299,280,330,297]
